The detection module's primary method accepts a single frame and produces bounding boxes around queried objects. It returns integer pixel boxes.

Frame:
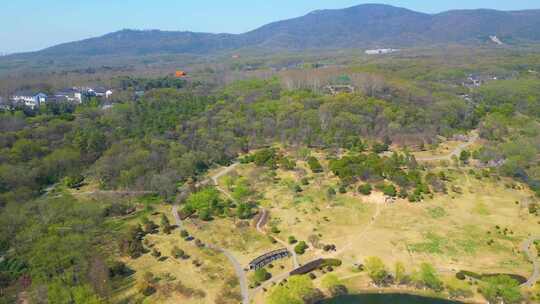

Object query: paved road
[172,167,250,304]
[416,131,479,162]
[521,236,540,288]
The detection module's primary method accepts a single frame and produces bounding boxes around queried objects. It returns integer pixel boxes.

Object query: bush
[307,156,323,173]
[180,230,189,238]
[288,236,298,244]
[338,185,347,194]
[108,261,131,278]
[377,183,397,197]
[372,142,389,153]
[321,259,342,267]
[253,268,272,283]
[365,256,388,285]
[358,184,372,195]
[418,263,443,292]
[294,241,308,255]
[64,174,84,188]
[326,187,336,199]
[172,246,185,259]
[479,275,522,304]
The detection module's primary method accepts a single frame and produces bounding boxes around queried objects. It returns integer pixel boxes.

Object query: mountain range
[10,4,540,58]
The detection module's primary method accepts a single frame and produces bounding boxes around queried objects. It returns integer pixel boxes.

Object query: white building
[55,88,83,103]
[11,92,48,109]
[365,48,399,55]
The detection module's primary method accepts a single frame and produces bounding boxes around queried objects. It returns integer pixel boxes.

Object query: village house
[91,87,113,99]
[54,88,83,103]
[10,91,48,109]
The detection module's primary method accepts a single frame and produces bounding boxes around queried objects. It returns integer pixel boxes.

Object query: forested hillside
[4,4,540,62]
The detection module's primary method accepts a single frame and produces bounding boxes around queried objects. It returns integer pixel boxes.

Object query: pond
[321,293,465,304]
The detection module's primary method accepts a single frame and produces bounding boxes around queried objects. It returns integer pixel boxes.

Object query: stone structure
[248,248,290,270]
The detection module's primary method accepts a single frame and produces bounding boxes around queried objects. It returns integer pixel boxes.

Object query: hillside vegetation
[0,49,539,303]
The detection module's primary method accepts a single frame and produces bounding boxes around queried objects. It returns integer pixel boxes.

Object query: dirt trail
[256,209,300,268]
[416,131,479,162]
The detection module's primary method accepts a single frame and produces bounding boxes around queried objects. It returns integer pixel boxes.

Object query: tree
[267,275,317,304]
[459,150,471,163]
[160,214,172,234]
[322,274,340,290]
[358,184,372,195]
[394,261,406,284]
[326,187,336,200]
[479,275,522,304]
[294,241,308,255]
[417,263,443,291]
[307,157,323,173]
[237,202,253,219]
[288,236,298,244]
[172,246,185,259]
[253,268,271,283]
[365,256,388,285]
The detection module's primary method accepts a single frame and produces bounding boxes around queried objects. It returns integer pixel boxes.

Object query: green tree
[267,275,317,304]
[394,261,406,284]
[365,256,388,285]
[358,184,372,195]
[294,241,308,255]
[253,268,271,284]
[418,263,443,291]
[479,275,522,304]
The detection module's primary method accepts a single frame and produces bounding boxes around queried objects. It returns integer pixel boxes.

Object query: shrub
[253,268,271,283]
[172,246,185,259]
[108,261,131,278]
[64,174,84,188]
[288,236,298,244]
[358,184,372,195]
[365,256,388,285]
[418,263,443,292]
[307,156,323,173]
[377,183,397,197]
[321,259,342,267]
[180,230,189,238]
[326,187,336,199]
[372,142,389,153]
[294,241,308,255]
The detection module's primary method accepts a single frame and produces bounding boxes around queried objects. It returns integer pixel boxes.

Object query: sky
[1,0,539,54]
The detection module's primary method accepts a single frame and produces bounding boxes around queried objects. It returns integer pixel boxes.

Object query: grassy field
[219,150,539,304]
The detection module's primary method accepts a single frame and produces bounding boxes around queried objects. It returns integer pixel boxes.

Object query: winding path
[256,209,300,268]
[253,199,388,295]
[520,236,540,288]
[172,164,250,304]
[416,131,479,162]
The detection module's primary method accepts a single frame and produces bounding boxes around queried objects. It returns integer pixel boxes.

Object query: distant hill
[7,4,540,59]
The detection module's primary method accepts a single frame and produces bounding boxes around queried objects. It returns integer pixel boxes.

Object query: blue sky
[1,0,539,53]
